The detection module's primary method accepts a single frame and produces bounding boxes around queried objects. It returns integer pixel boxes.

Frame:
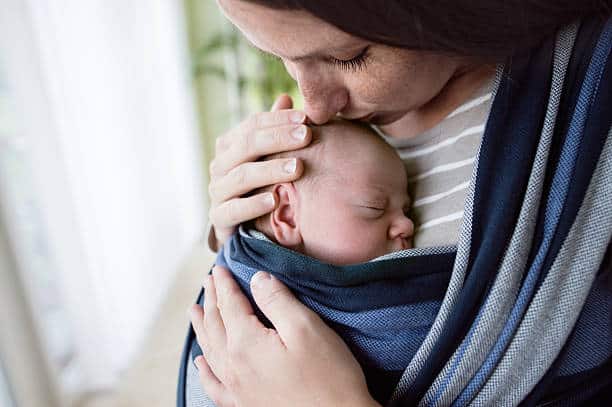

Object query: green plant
[193,28,299,112]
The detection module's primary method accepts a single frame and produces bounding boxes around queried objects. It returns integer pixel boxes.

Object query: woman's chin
[370,110,409,126]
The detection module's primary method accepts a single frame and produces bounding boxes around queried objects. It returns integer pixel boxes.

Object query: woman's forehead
[217,0,364,61]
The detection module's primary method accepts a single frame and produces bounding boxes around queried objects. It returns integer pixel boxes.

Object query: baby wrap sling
[177,16,612,406]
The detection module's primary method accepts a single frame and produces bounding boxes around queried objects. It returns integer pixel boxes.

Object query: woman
[179,1,612,406]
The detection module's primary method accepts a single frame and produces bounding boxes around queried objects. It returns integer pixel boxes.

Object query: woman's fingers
[271,94,293,111]
[194,356,235,407]
[189,304,207,348]
[207,101,307,248]
[211,267,262,341]
[219,110,306,154]
[209,158,304,204]
[249,271,322,347]
[209,193,276,235]
[203,274,227,350]
[212,123,310,177]
[193,265,378,407]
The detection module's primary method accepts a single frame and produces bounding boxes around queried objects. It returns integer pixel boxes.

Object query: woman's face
[217,0,467,135]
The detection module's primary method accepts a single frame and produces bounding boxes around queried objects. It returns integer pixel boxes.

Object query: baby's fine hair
[262,118,392,189]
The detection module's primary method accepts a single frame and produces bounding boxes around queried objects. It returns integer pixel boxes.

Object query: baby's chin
[304,250,377,267]
[365,241,413,262]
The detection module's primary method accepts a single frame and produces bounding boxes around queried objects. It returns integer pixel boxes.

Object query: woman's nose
[294,67,347,124]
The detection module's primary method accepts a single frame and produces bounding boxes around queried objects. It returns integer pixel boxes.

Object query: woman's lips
[339,112,375,121]
[340,111,400,125]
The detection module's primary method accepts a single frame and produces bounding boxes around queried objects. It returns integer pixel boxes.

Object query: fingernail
[291,125,307,140]
[251,271,272,289]
[262,193,275,208]
[291,111,305,124]
[283,159,297,174]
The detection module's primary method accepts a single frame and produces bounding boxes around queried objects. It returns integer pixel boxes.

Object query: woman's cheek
[348,68,399,106]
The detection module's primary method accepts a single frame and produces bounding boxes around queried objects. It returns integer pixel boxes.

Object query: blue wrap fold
[214,231,455,400]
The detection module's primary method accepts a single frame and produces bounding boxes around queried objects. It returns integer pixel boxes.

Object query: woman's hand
[189,266,380,407]
[208,95,311,250]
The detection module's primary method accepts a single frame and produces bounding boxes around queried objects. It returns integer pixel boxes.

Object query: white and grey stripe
[381,76,494,248]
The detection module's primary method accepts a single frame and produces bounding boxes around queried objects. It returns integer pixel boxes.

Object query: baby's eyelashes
[357,205,385,218]
[365,206,385,212]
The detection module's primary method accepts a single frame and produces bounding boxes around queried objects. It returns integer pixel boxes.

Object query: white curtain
[0,0,205,396]
[0,363,15,407]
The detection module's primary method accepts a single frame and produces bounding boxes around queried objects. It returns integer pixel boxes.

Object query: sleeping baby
[249,117,414,265]
[189,120,449,405]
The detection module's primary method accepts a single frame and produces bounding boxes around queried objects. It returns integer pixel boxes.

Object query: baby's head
[254,119,414,265]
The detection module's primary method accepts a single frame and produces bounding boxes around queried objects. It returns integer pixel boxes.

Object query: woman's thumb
[271,94,293,111]
[250,271,316,342]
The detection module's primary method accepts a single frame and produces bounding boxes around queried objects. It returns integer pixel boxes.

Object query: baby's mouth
[390,238,410,253]
[399,237,412,251]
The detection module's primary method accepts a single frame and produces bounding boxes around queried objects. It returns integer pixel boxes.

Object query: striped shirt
[379,79,495,248]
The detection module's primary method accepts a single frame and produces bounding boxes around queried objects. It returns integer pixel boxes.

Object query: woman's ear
[270,183,303,248]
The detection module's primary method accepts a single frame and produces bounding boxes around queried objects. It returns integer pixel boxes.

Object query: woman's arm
[189,266,381,407]
[208,95,310,251]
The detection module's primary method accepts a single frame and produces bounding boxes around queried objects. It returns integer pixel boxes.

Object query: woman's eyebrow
[249,42,318,62]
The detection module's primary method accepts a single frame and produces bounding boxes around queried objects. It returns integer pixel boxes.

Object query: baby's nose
[389,216,415,240]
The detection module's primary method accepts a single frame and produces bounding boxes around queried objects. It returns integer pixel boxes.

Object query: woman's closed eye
[329,46,370,72]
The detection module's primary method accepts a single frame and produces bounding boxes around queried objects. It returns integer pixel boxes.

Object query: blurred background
[0,1,298,406]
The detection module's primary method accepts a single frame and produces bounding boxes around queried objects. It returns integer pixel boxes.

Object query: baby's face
[296,124,413,265]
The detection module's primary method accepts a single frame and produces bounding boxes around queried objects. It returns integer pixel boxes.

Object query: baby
[250,118,414,265]
[193,120,424,404]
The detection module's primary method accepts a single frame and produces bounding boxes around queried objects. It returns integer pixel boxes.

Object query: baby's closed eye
[356,205,385,219]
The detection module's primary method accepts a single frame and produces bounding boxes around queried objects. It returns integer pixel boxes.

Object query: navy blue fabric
[212,233,454,403]
[397,16,612,406]
[515,17,612,406]
[399,34,555,407]
[448,16,612,406]
[525,356,612,406]
[538,16,612,285]
[177,286,205,407]
[529,16,603,284]
[522,244,612,406]
[520,16,612,406]
[228,233,455,308]
[557,278,612,377]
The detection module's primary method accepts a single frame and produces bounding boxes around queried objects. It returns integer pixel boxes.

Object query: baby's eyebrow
[358,195,388,208]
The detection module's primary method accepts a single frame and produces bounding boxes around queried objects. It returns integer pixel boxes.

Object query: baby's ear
[269,183,303,248]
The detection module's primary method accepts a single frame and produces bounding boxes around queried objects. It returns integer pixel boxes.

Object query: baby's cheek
[333,224,384,257]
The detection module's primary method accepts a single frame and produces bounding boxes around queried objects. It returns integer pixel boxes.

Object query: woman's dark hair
[245,0,611,58]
